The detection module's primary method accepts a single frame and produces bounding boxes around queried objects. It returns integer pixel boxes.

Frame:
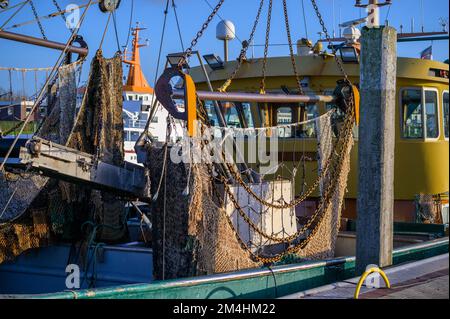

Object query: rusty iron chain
[178,0,225,68]
[29,0,46,39]
[52,0,68,26]
[282,0,305,95]
[198,96,355,262]
[187,0,357,264]
[218,0,265,92]
[310,0,350,83]
[259,0,272,94]
[219,106,355,242]
[220,109,352,210]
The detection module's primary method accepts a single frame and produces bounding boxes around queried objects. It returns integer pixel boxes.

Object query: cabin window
[203,101,254,129]
[401,89,423,138]
[225,105,241,128]
[239,103,254,128]
[424,90,439,139]
[443,92,449,139]
[277,107,293,138]
[301,104,319,138]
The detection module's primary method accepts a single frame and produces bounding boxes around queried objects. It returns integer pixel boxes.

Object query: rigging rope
[0,0,30,30]
[172,0,185,51]
[0,1,27,14]
[301,0,309,39]
[111,8,122,52]
[218,0,265,93]
[124,0,134,49]
[310,0,350,83]
[29,0,47,39]
[148,0,170,121]
[3,1,100,31]
[177,0,225,68]
[0,0,94,173]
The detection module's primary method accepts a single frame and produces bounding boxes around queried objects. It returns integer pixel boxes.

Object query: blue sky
[0,0,448,94]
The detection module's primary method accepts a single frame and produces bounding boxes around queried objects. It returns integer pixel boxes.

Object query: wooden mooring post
[356,25,397,275]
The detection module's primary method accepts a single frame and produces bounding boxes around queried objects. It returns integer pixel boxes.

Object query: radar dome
[342,26,361,43]
[216,20,236,41]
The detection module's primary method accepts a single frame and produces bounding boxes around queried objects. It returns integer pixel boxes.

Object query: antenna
[439,17,449,32]
[420,0,424,33]
[355,0,392,28]
[332,0,336,38]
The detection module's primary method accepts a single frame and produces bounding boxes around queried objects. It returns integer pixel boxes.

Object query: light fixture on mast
[355,0,392,28]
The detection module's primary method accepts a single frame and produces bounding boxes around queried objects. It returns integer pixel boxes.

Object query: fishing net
[415,194,443,224]
[146,146,260,280]
[146,109,354,278]
[0,51,126,264]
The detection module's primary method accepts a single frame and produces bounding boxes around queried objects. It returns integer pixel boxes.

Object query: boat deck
[281,253,449,299]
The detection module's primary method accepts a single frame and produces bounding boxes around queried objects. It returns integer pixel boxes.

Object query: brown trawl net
[0,51,126,264]
[147,108,354,278]
[147,146,260,280]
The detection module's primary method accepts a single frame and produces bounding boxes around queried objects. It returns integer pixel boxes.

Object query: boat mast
[122,25,153,94]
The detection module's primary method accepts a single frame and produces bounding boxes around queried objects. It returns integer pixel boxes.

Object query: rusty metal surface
[172,89,336,103]
[0,30,88,57]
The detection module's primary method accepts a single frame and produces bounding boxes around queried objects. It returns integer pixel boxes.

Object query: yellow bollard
[354,267,391,299]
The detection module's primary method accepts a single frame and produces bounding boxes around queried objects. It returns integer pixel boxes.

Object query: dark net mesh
[0,51,126,264]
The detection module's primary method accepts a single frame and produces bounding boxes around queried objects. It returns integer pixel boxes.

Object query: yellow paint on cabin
[190,56,449,203]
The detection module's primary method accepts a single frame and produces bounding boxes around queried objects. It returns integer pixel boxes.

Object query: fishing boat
[122,26,182,164]
[0,0,448,300]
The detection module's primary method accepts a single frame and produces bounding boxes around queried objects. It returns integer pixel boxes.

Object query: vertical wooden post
[356,26,397,275]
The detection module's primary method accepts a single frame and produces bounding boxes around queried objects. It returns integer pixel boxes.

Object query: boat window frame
[399,86,441,141]
[443,90,449,140]
[423,87,440,141]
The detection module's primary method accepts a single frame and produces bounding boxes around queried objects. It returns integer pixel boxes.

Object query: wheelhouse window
[443,92,449,139]
[203,101,254,129]
[301,104,319,138]
[277,107,293,138]
[401,88,440,139]
[401,89,423,138]
[424,90,439,139]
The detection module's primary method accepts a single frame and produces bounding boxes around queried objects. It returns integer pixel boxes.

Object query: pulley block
[99,0,121,13]
[155,67,198,137]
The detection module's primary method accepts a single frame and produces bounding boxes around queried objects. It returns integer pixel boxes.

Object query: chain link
[178,0,225,68]
[218,0,265,92]
[52,0,68,26]
[259,0,272,94]
[310,0,350,83]
[198,93,356,263]
[219,109,351,210]
[282,0,305,95]
[178,0,357,264]
[29,0,46,40]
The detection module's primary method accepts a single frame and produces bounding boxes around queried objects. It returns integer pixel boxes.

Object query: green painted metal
[16,237,448,299]
[346,220,447,238]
